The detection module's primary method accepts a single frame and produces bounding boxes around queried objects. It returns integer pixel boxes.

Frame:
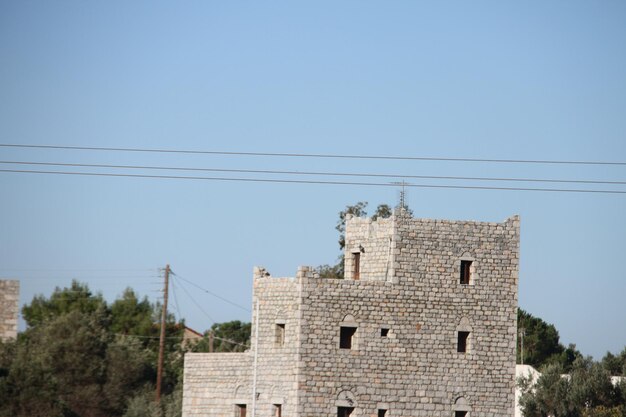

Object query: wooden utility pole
[156,264,170,402]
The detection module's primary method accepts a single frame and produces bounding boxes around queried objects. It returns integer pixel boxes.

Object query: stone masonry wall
[0,280,19,341]
[182,353,252,416]
[344,216,395,282]
[182,213,519,417]
[182,269,301,417]
[297,214,519,417]
[249,269,301,416]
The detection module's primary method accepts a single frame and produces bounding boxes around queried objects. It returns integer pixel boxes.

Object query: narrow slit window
[340,326,357,349]
[380,328,389,337]
[353,252,361,280]
[378,410,387,417]
[457,331,470,353]
[236,404,247,417]
[338,407,354,417]
[273,404,282,417]
[275,323,285,346]
[460,260,472,285]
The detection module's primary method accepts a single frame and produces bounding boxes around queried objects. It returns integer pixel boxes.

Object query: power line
[1,160,624,186]
[170,277,183,322]
[171,272,251,312]
[1,168,625,194]
[113,332,249,348]
[173,274,217,324]
[1,143,625,166]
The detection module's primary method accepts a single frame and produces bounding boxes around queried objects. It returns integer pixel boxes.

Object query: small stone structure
[183,211,520,417]
[0,280,19,341]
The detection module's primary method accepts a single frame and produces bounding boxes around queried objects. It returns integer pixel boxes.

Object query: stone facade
[183,211,520,417]
[0,280,19,341]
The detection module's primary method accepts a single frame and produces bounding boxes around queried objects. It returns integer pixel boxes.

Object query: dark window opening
[273,404,282,417]
[353,252,361,280]
[455,412,467,417]
[236,404,247,417]
[340,326,357,349]
[457,331,470,353]
[460,260,472,285]
[338,407,354,417]
[378,410,387,417]
[275,323,285,346]
[380,328,389,337]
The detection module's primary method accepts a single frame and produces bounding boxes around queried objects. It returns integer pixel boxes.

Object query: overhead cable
[1,143,625,166]
[1,168,625,194]
[172,272,251,312]
[1,160,624,186]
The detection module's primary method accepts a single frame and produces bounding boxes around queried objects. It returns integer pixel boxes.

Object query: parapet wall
[182,353,253,416]
[0,280,19,341]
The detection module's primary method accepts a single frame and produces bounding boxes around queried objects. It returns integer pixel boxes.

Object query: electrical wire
[1,168,625,194]
[1,160,624,186]
[1,143,625,166]
[170,277,183,322]
[171,272,251,312]
[174,275,217,324]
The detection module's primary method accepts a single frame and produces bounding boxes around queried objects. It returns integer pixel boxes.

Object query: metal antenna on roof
[392,181,407,210]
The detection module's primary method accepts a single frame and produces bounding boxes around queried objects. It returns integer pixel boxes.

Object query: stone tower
[0,280,19,341]
[183,211,520,417]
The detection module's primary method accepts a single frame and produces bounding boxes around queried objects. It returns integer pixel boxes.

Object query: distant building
[183,211,520,416]
[0,280,19,341]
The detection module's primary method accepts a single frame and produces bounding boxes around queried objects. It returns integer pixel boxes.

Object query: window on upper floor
[340,326,357,349]
[378,409,387,417]
[460,260,472,285]
[275,323,285,347]
[272,404,282,417]
[352,252,361,280]
[235,404,246,417]
[457,331,470,353]
[380,327,389,337]
[337,407,354,417]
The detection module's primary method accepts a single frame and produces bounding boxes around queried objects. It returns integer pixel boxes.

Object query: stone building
[0,280,19,341]
[183,211,520,417]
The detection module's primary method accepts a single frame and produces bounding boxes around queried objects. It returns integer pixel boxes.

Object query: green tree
[601,348,626,376]
[0,281,185,417]
[193,320,251,353]
[517,308,565,368]
[22,280,107,327]
[518,358,624,417]
[110,288,154,337]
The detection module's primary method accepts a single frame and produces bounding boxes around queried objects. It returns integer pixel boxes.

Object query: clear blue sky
[1,1,625,360]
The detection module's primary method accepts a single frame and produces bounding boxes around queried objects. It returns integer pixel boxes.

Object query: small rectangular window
[457,331,470,353]
[353,252,361,280]
[338,407,354,417]
[340,326,357,349]
[380,328,389,337]
[273,404,282,417]
[275,323,285,346]
[236,404,246,417]
[455,412,467,417]
[378,410,387,417]
[460,260,472,285]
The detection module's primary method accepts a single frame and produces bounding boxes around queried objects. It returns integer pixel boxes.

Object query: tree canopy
[0,281,183,417]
